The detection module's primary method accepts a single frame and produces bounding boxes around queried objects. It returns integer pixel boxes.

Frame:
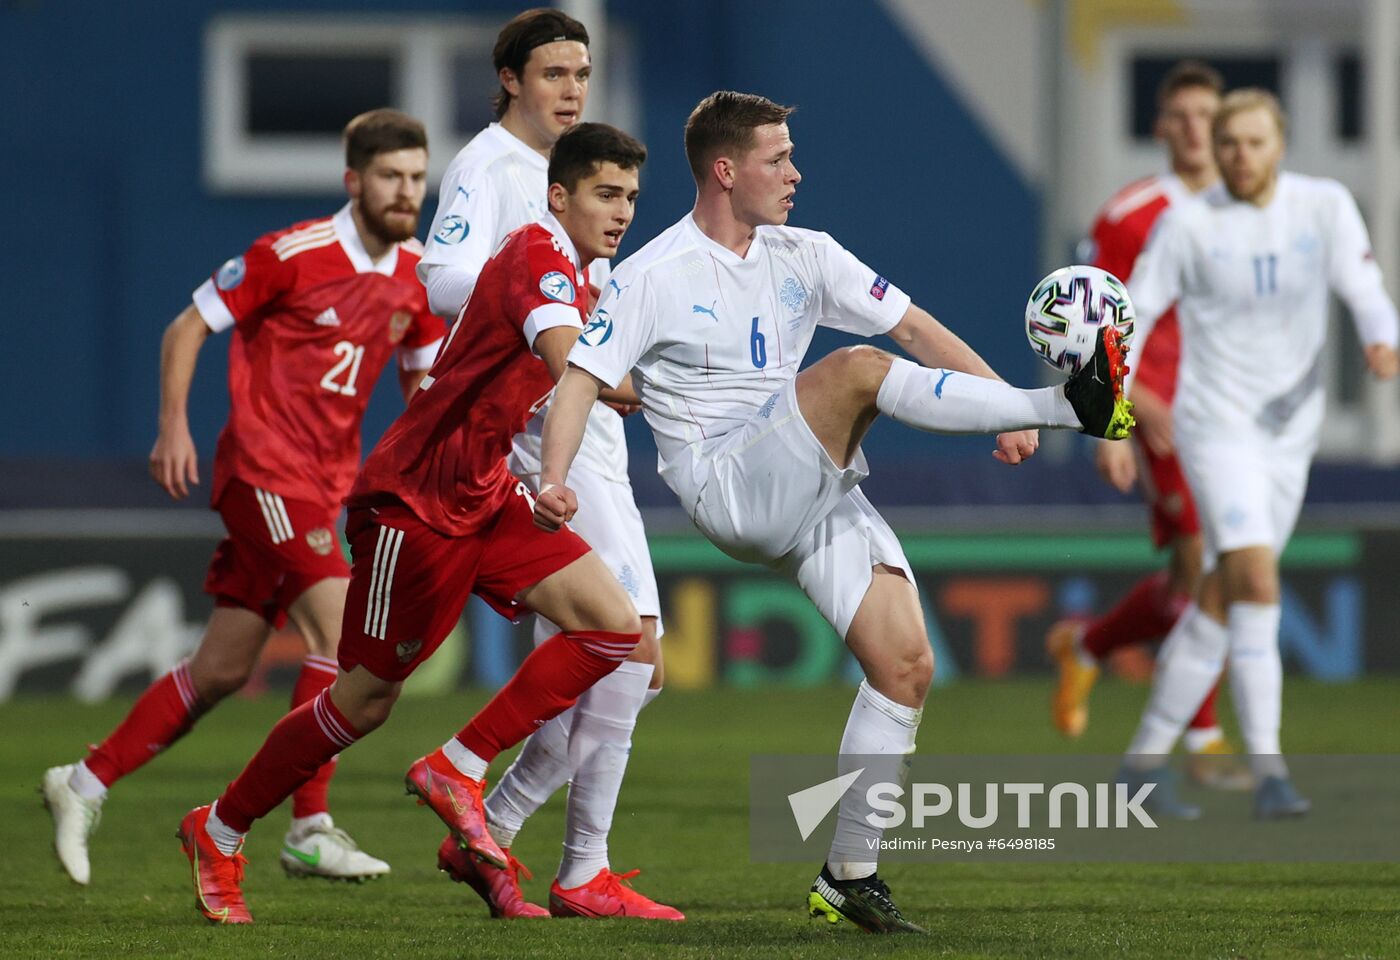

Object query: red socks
[216,690,361,833]
[84,662,206,787]
[1082,571,1186,659]
[457,631,638,762]
[289,655,339,818]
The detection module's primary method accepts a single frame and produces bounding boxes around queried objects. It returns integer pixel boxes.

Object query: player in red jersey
[174,123,652,926]
[41,110,445,886]
[1046,62,1251,790]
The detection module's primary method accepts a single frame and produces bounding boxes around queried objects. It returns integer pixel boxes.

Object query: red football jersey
[193,205,445,511]
[350,216,589,536]
[1087,175,1186,401]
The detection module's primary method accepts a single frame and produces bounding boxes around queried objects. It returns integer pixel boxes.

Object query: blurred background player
[534,90,1133,934]
[1118,89,1399,819]
[174,124,655,926]
[1047,61,1252,791]
[40,109,444,885]
[418,8,676,919]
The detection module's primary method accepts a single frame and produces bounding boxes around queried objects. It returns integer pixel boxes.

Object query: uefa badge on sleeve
[579,310,613,347]
[216,256,246,291]
[539,271,576,303]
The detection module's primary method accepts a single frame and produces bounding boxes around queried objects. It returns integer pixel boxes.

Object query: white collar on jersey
[486,122,549,171]
[332,203,400,276]
[683,212,761,264]
[539,211,585,275]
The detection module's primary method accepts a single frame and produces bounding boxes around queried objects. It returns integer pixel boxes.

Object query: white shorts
[516,466,662,640]
[688,379,913,638]
[1177,430,1315,565]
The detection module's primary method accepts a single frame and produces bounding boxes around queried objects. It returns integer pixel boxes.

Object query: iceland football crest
[539,271,576,303]
[216,256,246,291]
[579,310,613,346]
[779,276,808,314]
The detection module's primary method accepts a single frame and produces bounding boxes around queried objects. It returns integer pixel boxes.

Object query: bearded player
[41,109,444,885]
[1046,61,1252,791]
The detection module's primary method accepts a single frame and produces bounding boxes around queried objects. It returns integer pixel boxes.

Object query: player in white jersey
[1118,89,1399,819]
[416,8,678,919]
[532,91,1134,934]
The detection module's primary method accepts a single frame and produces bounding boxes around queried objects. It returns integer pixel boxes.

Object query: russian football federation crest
[305,527,335,556]
[388,311,412,343]
[395,638,424,663]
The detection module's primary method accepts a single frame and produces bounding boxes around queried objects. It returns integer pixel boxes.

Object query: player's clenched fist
[533,483,578,531]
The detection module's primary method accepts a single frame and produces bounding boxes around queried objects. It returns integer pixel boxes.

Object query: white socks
[68,761,108,802]
[205,801,245,856]
[557,661,654,888]
[828,680,923,882]
[1125,604,1228,764]
[441,736,489,782]
[1227,602,1286,780]
[484,660,657,881]
[875,357,1078,435]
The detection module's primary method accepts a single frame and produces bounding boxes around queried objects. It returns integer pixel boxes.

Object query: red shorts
[204,478,351,625]
[1135,440,1201,549]
[338,478,592,682]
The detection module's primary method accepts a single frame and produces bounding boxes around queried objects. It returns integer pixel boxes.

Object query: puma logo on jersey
[313,308,342,327]
[692,300,720,323]
[608,278,630,299]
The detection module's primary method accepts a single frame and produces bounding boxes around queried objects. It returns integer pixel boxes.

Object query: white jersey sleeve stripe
[523,303,584,354]
[192,279,237,334]
[399,338,443,371]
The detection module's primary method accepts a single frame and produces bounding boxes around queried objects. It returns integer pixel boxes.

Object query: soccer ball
[1024,265,1135,374]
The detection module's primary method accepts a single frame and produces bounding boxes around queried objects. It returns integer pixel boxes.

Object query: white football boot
[41,764,103,885]
[280,818,390,882]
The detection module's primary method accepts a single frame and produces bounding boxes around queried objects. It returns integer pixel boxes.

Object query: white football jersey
[568,213,910,501]
[419,122,624,482]
[1127,172,1398,441]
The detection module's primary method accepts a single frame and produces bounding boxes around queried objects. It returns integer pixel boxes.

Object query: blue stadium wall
[0,0,1039,495]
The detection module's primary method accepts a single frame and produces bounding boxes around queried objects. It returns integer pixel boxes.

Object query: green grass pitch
[3,679,1397,959]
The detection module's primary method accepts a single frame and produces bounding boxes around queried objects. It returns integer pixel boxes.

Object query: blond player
[1119,89,1399,819]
